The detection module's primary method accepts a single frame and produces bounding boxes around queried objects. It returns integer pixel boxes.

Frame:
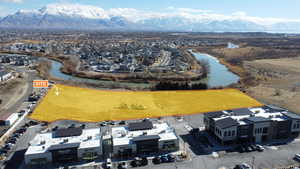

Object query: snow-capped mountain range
[1,3,300,33]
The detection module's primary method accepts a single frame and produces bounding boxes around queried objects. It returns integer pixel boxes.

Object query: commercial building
[25,127,102,165]
[0,71,12,82]
[111,120,179,157]
[204,105,300,145]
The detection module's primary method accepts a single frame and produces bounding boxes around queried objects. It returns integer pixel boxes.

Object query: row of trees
[152,81,208,90]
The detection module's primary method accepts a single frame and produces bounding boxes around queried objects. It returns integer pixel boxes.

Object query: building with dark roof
[112,121,178,156]
[128,120,153,131]
[204,106,300,145]
[215,117,239,129]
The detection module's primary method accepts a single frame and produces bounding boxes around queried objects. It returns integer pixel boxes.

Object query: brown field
[245,57,300,113]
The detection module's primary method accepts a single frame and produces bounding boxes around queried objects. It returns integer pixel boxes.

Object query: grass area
[30,84,263,122]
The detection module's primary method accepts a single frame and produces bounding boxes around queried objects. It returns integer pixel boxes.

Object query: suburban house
[204,105,300,145]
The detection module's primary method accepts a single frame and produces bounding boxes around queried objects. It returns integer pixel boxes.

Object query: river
[48,50,240,88]
[191,50,240,87]
[49,60,150,88]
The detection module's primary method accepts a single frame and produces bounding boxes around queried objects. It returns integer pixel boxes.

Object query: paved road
[4,69,36,116]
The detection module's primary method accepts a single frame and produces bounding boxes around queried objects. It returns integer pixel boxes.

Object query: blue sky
[0,0,300,19]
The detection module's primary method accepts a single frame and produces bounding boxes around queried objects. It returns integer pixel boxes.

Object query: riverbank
[192,47,258,88]
[45,50,204,83]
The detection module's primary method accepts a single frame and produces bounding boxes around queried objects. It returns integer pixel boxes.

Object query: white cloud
[5,3,300,26]
[0,6,10,17]
[232,11,247,16]
[0,0,23,3]
[167,7,212,14]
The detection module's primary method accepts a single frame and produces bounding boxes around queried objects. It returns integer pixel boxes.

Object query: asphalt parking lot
[2,113,300,169]
[1,118,43,169]
[162,114,300,169]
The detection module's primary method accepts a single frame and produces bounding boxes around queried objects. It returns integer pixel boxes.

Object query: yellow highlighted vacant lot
[30,84,263,122]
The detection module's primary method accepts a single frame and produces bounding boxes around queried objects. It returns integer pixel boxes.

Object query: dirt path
[0,74,29,117]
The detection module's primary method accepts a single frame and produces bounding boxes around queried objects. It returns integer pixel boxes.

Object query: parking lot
[1,107,300,169]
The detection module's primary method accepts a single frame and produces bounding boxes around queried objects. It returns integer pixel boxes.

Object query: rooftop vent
[87,136,92,140]
[63,139,68,143]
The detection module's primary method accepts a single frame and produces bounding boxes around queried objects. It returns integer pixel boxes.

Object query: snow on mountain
[38,4,109,19]
[1,4,300,32]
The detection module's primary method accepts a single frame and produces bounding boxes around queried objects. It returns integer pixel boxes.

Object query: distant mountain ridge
[1,3,300,33]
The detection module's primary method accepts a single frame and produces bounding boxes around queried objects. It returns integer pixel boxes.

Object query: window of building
[224,131,227,136]
[263,127,268,133]
[232,131,235,136]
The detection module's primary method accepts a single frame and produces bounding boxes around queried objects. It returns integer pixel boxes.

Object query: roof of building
[0,71,10,77]
[53,127,83,138]
[205,111,225,118]
[112,122,177,147]
[262,105,286,113]
[283,112,300,120]
[132,135,160,142]
[232,108,253,116]
[245,116,271,123]
[25,128,101,155]
[215,117,238,129]
[128,120,153,131]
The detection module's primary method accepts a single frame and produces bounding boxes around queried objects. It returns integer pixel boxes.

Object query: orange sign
[33,80,49,88]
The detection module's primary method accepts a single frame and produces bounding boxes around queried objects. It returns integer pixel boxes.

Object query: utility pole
[251,156,255,169]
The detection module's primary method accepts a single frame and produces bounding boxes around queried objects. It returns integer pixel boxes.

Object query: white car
[294,154,300,161]
[106,158,112,169]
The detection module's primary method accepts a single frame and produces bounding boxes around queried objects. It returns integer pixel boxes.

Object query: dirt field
[29,84,262,122]
[244,57,300,113]
[0,76,28,117]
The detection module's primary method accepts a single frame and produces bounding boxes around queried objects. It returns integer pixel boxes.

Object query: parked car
[294,154,300,161]
[167,154,175,162]
[130,157,144,167]
[256,144,264,152]
[28,121,38,126]
[246,145,253,152]
[5,139,16,144]
[250,145,257,151]
[109,121,116,125]
[12,133,21,138]
[152,156,161,164]
[117,162,127,169]
[105,158,112,169]
[160,155,169,163]
[16,128,26,134]
[68,124,76,128]
[119,121,126,125]
[0,149,8,155]
[234,163,252,169]
[140,157,148,166]
[52,126,59,131]
[100,122,107,127]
